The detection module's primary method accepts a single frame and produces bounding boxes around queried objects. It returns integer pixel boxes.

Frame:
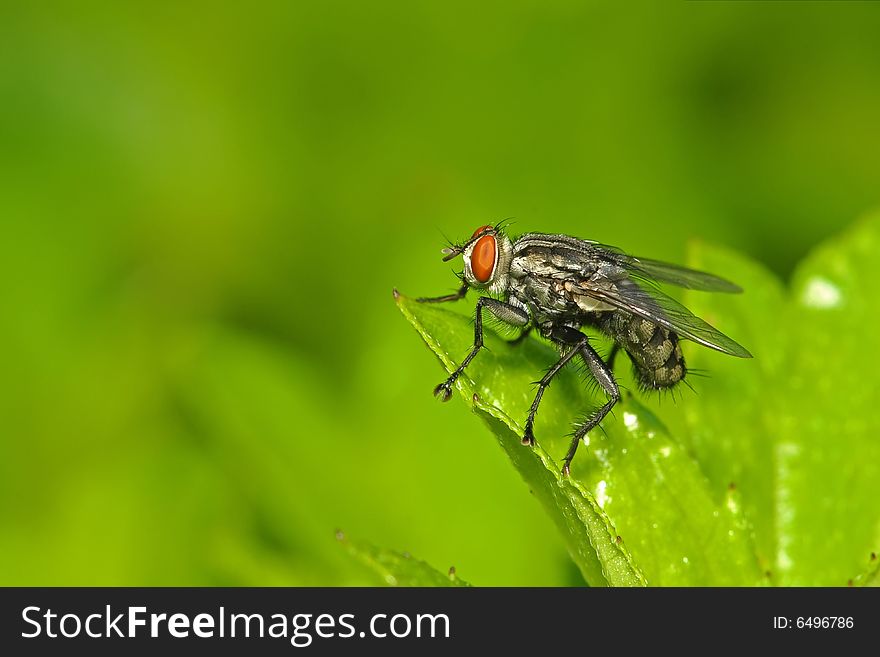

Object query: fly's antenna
[441,246,463,261]
[436,227,464,261]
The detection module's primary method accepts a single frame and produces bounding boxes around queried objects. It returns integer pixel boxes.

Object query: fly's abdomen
[598,313,686,389]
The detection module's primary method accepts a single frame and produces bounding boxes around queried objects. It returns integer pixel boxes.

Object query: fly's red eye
[470,234,497,283]
[472,225,493,238]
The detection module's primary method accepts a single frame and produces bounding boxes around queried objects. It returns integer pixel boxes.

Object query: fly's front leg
[416,283,468,304]
[433,297,529,402]
[562,341,621,477]
[522,326,589,447]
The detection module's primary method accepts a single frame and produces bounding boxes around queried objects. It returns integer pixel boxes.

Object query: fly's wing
[619,256,742,293]
[573,276,753,358]
[588,243,742,292]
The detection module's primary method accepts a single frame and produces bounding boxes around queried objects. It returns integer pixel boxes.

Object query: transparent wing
[579,240,742,292]
[620,256,743,292]
[573,278,753,358]
[573,244,738,294]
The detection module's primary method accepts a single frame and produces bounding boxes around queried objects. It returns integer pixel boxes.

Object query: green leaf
[339,533,470,587]
[779,215,880,585]
[655,243,787,577]
[677,214,880,586]
[396,293,763,586]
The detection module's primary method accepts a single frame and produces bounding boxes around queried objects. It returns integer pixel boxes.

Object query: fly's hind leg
[562,341,621,476]
[433,297,529,402]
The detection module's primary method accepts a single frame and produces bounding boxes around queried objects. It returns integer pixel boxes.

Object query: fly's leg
[562,341,621,477]
[416,283,468,303]
[521,327,589,447]
[433,297,529,402]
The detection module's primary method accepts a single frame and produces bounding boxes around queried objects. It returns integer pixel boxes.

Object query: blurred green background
[1,2,879,586]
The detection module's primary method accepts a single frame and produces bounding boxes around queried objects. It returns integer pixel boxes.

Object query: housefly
[414,223,752,476]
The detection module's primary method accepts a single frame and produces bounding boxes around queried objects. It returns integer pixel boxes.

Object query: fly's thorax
[462,230,514,295]
[598,312,686,389]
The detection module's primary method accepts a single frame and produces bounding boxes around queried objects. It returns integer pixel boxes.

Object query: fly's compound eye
[470,234,497,283]
[472,225,493,238]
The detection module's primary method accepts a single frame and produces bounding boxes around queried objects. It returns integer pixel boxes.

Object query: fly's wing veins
[616,255,742,293]
[571,278,752,358]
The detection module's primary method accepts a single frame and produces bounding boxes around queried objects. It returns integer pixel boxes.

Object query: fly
[413,223,752,476]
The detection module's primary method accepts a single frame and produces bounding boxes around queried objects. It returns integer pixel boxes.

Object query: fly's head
[441,224,513,295]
